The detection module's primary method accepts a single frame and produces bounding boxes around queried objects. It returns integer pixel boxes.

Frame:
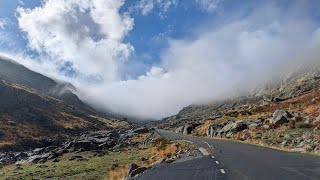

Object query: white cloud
[0,18,8,30]
[78,2,320,119]
[17,0,134,82]
[136,0,178,16]
[195,0,222,12]
[11,1,320,120]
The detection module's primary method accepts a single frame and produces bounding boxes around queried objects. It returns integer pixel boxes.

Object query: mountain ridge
[0,57,128,151]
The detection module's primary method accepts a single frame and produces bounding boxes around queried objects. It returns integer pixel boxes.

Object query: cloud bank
[11,1,320,120]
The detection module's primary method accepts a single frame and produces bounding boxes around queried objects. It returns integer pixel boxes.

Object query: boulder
[68,155,85,161]
[206,124,223,137]
[151,158,165,166]
[302,132,314,139]
[175,126,184,134]
[32,148,45,155]
[262,124,271,130]
[271,110,292,125]
[128,167,147,178]
[182,124,194,135]
[221,121,247,133]
[54,149,69,156]
[248,123,259,130]
[128,163,139,175]
[27,153,51,163]
[175,124,198,135]
[72,140,96,151]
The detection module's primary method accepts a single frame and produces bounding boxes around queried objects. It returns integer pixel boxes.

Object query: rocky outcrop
[0,128,153,165]
[207,120,253,138]
[270,109,292,125]
[175,123,199,135]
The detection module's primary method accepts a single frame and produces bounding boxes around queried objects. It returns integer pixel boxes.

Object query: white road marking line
[211,156,215,159]
[199,147,210,156]
[182,140,193,144]
[220,169,226,174]
[215,161,219,164]
[203,141,212,148]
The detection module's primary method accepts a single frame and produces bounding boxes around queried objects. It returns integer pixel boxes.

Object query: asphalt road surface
[138,129,320,180]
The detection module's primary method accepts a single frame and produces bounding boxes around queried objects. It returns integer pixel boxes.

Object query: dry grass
[54,113,88,129]
[304,103,320,118]
[0,141,14,148]
[151,143,178,158]
[195,120,215,136]
[130,133,151,143]
[107,165,128,180]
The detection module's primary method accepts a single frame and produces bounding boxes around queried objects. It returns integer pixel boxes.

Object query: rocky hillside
[158,66,320,155]
[0,57,128,151]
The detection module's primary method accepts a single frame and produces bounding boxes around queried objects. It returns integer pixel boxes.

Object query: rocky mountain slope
[0,57,128,151]
[157,66,320,155]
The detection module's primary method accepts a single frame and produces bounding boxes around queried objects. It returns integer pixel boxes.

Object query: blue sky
[1,0,320,119]
[0,0,258,75]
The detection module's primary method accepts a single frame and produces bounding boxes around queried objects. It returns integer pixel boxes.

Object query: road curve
[138,129,320,180]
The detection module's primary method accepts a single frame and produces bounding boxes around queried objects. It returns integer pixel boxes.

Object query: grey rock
[302,132,314,139]
[305,144,316,152]
[54,149,69,156]
[33,148,45,155]
[221,121,247,133]
[129,167,147,178]
[248,123,259,130]
[284,134,292,139]
[72,140,96,151]
[262,124,271,130]
[128,163,139,175]
[52,158,59,162]
[69,155,84,161]
[165,158,175,163]
[175,126,184,134]
[271,110,292,125]
[176,124,198,135]
[151,158,165,166]
[27,153,51,163]
[281,140,289,147]
[206,124,223,137]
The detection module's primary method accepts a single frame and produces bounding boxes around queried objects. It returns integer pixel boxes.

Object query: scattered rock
[305,144,316,152]
[302,132,314,139]
[129,167,147,178]
[206,123,224,137]
[27,153,51,163]
[175,124,199,135]
[69,155,84,161]
[151,158,165,166]
[127,163,139,175]
[248,123,259,130]
[271,110,292,125]
[261,124,271,130]
[52,158,59,162]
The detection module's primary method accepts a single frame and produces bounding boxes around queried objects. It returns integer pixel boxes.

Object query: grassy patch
[0,148,150,180]
[0,135,197,180]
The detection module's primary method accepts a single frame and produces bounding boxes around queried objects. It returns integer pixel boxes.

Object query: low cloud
[8,1,320,120]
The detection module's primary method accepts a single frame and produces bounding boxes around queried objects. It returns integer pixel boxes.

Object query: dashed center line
[215,161,219,164]
[220,169,226,174]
